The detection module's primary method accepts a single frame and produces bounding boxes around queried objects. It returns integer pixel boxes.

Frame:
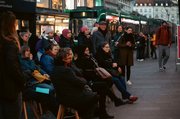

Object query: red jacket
[155,26,172,46]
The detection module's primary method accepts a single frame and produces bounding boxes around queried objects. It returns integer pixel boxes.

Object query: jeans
[158,45,170,68]
[112,76,131,99]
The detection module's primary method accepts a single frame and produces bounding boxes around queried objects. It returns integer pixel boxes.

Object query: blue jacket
[20,58,46,75]
[40,54,54,75]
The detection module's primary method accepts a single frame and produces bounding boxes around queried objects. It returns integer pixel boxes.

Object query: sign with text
[177,25,180,59]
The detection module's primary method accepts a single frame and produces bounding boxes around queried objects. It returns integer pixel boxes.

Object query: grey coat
[92,30,111,54]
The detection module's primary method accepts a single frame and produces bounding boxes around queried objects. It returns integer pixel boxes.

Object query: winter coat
[117,33,135,66]
[75,55,99,82]
[0,40,25,101]
[77,32,93,53]
[92,29,111,54]
[136,36,146,48]
[20,58,46,75]
[155,26,172,46]
[59,35,75,49]
[40,54,54,75]
[41,34,58,50]
[51,64,96,108]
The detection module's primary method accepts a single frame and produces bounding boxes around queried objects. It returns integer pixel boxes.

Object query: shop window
[95,0,102,6]
[65,0,74,9]
[52,0,63,10]
[77,0,85,6]
[87,0,93,8]
[37,0,49,8]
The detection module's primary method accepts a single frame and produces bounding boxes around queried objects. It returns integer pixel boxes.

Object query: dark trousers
[112,77,131,99]
[136,47,145,59]
[120,65,131,81]
[150,45,157,59]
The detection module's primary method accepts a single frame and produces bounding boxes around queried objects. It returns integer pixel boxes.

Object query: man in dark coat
[92,21,111,55]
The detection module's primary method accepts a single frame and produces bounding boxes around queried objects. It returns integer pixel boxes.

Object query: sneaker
[127,80,132,85]
[159,67,165,72]
[163,66,166,70]
[139,59,144,61]
[129,96,138,103]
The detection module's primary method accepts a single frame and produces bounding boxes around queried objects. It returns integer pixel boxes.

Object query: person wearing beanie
[59,29,75,50]
[45,27,54,34]
[41,27,58,51]
[77,26,93,53]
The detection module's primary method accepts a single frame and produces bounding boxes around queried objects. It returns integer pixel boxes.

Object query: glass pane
[87,0,93,8]
[95,0,102,6]
[77,0,85,6]
[37,0,49,8]
[65,0,74,9]
[52,0,63,10]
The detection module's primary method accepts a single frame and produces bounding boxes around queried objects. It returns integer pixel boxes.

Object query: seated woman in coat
[95,42,138,103]
[75,45,126,119]
[40,44,60,75]
[20,45,58,115]
[50,47,98,119]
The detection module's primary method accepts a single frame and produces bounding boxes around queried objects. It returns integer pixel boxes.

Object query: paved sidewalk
[107,45,180,119]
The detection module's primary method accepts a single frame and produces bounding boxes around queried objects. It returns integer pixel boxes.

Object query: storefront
[36,13,69,36]
[36,0,69,36]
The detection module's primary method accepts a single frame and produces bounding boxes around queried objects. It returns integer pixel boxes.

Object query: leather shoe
[114,98,126,107]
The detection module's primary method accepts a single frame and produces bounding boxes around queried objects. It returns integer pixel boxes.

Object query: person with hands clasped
[96,42,138,104]
[117,26,135,85]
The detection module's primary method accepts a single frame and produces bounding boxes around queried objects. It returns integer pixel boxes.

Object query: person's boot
[114,98,126,107]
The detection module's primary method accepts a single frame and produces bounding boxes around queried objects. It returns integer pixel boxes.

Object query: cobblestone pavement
[107,44,180,119]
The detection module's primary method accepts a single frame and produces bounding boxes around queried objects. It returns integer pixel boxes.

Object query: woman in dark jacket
[77,26,93,52]
[117,26,135,85]
[96,42,138,103]
[112,25,124,60]
[0,11,25,119]
[75,45,125,119]
[51,48,98,119]
[59,29,75,49]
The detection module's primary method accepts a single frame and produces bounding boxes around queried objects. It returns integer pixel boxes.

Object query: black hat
[99,21,107,25]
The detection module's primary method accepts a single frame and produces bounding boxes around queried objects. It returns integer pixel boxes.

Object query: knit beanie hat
[80,26,88,32]
[62,29,71,39]
[45,27,54,34]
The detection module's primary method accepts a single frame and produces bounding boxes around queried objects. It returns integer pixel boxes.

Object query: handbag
[90,56,112,80]
[95,67,112,80]
[32,70,48,82]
